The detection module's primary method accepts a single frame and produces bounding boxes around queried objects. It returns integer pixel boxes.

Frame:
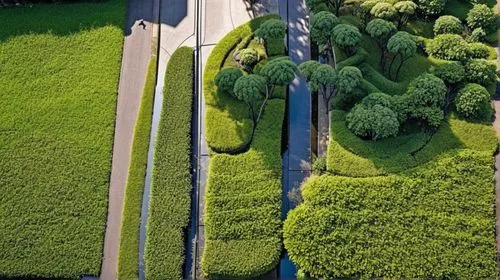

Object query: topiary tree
[469,42,490,59]
[365,18,396,69]
[214,67,244,96]
[234,48,260,71]
[465,59,497,86]
[298,60,321,81]
[415,0,446,16]
[357,0,379,27]
[468,27,486,42]
[346,102,400,140]
[336,66,363,94]
[455,83,491,119]
[466,4,496,32]
[306,0,345,16]
[255,19,286,41]
[259,58,298,121]
[403,73,447,127]
[432,61,466,110]
[309,64,337,112]
[433,15,463,35]
[394,1,417,28]
[387,31,417,80]
[310,11,340,60]
[370,2,397,20]
[332,24,362,56]
[233,74,266,124]
[426,34,471,61]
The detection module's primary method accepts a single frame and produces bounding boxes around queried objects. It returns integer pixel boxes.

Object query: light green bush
[455,83,492,120]
[144,46,193,279]
[433,15,463,35]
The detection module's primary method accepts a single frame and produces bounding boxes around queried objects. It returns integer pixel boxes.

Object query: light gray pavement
[100,1,154,279]
[138,0,197,279]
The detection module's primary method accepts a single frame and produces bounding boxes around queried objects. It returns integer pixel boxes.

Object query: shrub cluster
[465,59,497,86]
[118,56,157,280]
[285,150,496,279]
[144,46,193,279]
[202,101,284,278]
[204,15,282,153]
[426,34,471,61]
[455,83,492,120]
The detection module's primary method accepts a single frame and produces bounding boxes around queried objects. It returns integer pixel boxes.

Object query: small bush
[238,48,260,68]
[346,102,400,140]
[144,47,193,279]
[455,83,492,119]
[465,59,497,86]
[312,155,327,175]
[426,34,471,61]
[433,15,463,35]
[466,4,496,32]
[468,27,486,42]
[469,42,492,59]
[432,61,465,85]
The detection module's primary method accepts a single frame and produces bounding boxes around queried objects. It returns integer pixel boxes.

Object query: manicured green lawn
[0,2,124,278]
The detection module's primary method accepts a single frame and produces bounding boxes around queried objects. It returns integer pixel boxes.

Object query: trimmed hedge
[202,100,284,278]
[285,150,496,279]
[144,46,193,279]
[117,56,157,280]
[327,110,497,177]
[204,15,280,153]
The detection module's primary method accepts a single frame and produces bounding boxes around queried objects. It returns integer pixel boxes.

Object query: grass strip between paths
[145,46,194,279]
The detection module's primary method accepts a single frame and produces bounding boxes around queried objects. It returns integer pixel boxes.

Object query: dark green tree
[309,64,337,112]
[332,24,362,56]
[336,66,363,94]
[387,31,417,80]
[365,18,396,69]
[298,60,321,81]
[310,11,340,60]
[233,74,266,130]
[255,19,287,41]
[214,67,244,96]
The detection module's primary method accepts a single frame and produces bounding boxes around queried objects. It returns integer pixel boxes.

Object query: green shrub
[426,34,471,61]
[468,27,486,42]
[144,47,193,279]
[466,4,496,32]
[469,42,491,59]
[432,60,466,84]
[204,15,281,153]
[214,67,244,95]
[118,56,157,280]
[285,150,496,279]
[465,59,497,86]
[346,103,400,140]
[415,0,446,15]
[266,38,286,57]
[332,24,362,55]
[0,2,124,277]
[433,15,463,35]
[238,48,260,68]
[455,83,492,120]
[202,100,285,278]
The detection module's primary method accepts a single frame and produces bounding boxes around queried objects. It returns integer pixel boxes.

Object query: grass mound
[0,2,124,278]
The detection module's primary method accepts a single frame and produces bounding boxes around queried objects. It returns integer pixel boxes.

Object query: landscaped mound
[285,150,496,279]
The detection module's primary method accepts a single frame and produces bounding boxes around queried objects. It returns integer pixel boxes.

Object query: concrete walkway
[279,0,311,278]
[138,0,196,278]
[100,1,153,279]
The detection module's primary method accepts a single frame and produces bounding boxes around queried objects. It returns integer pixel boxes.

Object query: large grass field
[0,1,125,278]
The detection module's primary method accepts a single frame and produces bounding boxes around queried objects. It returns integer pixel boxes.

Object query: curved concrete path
[100,1,154,279]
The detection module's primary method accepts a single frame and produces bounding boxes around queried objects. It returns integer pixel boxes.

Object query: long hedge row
[203,14,279,153]
[144,46,193,279]
[202,100,284,278]
[326,110,498,177]
[117,56,157,280]
[286,150,496,279]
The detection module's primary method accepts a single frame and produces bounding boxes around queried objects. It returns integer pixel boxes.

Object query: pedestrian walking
[139,19,146,30]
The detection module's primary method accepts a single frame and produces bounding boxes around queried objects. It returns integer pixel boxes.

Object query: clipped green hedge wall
[145,46,194,279]
[327,110,498,177]
[285,150,496,279]
[202,100,284,278]
[117,56,157,280]
[204,14,280,153]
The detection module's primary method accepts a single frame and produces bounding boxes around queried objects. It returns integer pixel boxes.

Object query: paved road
[279,0,311,278]
[100,1,154,279]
